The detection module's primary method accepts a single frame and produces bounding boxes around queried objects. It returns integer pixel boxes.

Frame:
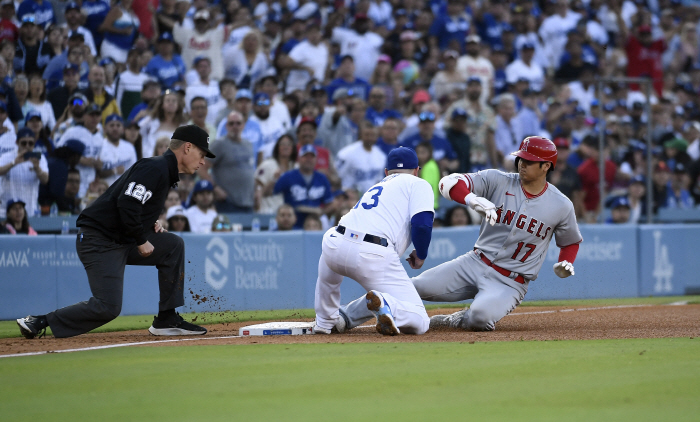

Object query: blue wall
[1,225,698,320]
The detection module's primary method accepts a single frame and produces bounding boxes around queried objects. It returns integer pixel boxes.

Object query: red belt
[476,250,526,284]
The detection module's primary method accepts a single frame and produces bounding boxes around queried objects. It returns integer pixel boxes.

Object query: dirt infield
[2,304,699,356]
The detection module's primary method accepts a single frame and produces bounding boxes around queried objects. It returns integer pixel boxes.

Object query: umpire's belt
[336,225,388,247]
[475,249,526,284]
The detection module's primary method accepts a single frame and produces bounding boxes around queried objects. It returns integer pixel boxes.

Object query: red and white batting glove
[553,261,575,278]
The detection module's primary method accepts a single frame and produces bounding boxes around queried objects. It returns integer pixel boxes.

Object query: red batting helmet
[510,136,558,169]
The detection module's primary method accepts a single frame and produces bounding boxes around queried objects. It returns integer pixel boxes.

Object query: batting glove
[465,192,497,226]
[553,260,575,278]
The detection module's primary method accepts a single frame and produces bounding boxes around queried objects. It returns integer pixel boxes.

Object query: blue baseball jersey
[401,133,458,161]
[274,169,333,229]
[429,13,470,51]
[17,0,56,28]
[146,55,186,89]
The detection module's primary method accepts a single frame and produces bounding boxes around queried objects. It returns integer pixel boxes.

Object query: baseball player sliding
[314,147,435,335]
[414,136,582,331]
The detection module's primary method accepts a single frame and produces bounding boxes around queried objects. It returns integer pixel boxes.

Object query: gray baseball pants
[412,251,528,331]
[46,227,185,338]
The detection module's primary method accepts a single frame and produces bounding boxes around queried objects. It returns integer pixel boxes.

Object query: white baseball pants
[314,227,430,334]
[412,251,529,331]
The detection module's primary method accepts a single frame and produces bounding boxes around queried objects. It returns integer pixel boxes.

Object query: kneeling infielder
[415,136,583,331]
[314,147,435,335]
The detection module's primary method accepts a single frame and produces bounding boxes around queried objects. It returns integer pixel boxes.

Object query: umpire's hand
[406,250,425,270]
[154,221,167,233]
[138,241,154,257]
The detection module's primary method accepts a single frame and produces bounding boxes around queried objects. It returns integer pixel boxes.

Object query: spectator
[211,214,233,232]
[126,79,161,124]
[274,203,297,231]
[326,55,372,102]
[456,35,494,105]
[515,89,542,139]
[154,0,179,35]
[215,89,263,158]
[444,77,495,170]
[577,135,621,223]
[25,110,52,155]
[98,114,137,186]
[303,214,323,231]
[296,116,336,181]
[255,133,296,215]
[250,92,287,162]
[331,14,382,81]
[152,136,170,157]
[63,2,97,56]
[402,111,458,172]
[172,8,226,82]
[493,93,523,170]
[365,86,401,127]
[336,122,386,193]
[185,180,217,233]
[138,90,186,158]
[445,107,471,173]
[538,0,581,70]
[274,145,334,229]
[187,96,216,138]
[223,30,268,90]
[98,0,139,67]
[52,91,87,140]
[429,0,470,52]
[664,162,694,209]
[198,111,255,213]
[185,57,220,122]
[15,14,51,76]
[606,196,632,224]
[0,2,18,43]
[547,137,584,217]
[123,118,142,160]
[376,117,401,156]
[317,88,356,156]
[0,128,49,217]
[627,174,647,224]
[47,63,82,119]
[166,205,190,232]
[78,66,119,124]
[82,0,110,50]
[416,141,440,210]
[210,79,237,130]
[283,22,328,94]
[114,48,151,120]
[23,74,56,131]
[256,74,292,132]
[444,205,472,227]
[80,176,107,209]
[39,140,83,214]
[431,49,466,102]
[146,32,185,89]
[505,42,544,92]
[619,17,665,96]
[55,103,103,198]
[17,0,55,28]
[0,199,37,234]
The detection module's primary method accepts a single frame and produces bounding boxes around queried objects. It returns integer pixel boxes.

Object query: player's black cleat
[148,313,207,336]
[16,315,48,339]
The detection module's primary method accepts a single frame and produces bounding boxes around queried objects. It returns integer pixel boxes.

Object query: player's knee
[172,235,185,251]
[95,300,122,321]
[464,308,495,332]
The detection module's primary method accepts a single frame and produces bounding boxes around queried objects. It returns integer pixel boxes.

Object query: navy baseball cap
[611,196,631,209]
[158,32,174,42]
[235,89,253,100]
[24,110,41,123]
[17,127,35,140]
[254,93,270,106]
[193,56,210,66]
[451,107,468,119]
[86,103,102,115]
[63,63,80,73]
[630,174,645,184]
[386,147,419,170]
[192,180,214,194]
[299,144,317,156]
[65,2,80,12]
[6,198,26,213]
[172,124,215,158]
[63,139,86,155]
[98,57,115,67]
[105,114,123,124]
[466,76,482,85]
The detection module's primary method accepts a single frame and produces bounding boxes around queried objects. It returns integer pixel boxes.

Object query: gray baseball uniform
[413,169,583,331]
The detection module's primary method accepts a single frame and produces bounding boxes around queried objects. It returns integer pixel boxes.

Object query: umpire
[17,125,214,339]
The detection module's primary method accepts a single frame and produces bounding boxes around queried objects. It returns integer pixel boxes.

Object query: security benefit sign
[183,232,307,312]
[638,226,700,296]
[527,225,639,301]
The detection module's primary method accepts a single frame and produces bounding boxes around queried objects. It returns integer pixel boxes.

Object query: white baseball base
[238,322,316,336]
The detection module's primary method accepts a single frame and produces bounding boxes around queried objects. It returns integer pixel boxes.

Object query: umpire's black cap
[172,125,216,158]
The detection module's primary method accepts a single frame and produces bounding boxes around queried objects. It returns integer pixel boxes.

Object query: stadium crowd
[2,0,700,235]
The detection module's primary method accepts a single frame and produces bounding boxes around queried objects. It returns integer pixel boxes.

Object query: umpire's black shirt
[77,149,179,245]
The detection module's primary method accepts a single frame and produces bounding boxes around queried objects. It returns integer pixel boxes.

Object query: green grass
[2,296,698,339]
[1,339,699,421]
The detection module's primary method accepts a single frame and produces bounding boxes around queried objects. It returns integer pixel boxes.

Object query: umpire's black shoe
[148,313,207,336]
[16,315,48,339]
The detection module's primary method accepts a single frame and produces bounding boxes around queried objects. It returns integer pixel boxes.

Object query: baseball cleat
[148,313,207,336]
[312,321,331,334]
[429,309,466,329]
[365,290,400,336]
[16,315,47,339]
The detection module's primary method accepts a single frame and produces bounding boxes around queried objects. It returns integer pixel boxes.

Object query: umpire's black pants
[46,227,185,338]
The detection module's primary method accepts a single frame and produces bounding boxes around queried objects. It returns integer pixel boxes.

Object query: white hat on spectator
[194,9,210,21]
[166,205,187,220]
